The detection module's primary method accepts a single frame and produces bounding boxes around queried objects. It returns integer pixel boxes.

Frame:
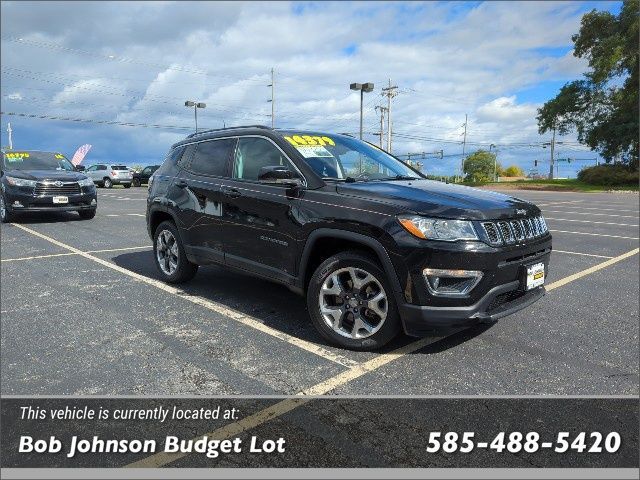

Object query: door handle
[222,187,242,198]
[175,179,188,188]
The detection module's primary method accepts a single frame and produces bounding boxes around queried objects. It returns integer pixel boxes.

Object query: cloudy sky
[0,1,620,177]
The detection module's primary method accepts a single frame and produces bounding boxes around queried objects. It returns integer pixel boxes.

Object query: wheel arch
[298,228,402,297]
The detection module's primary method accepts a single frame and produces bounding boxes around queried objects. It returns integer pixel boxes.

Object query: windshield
[112,165,128,170]
[279,132,421,181]
[2,151,74,171]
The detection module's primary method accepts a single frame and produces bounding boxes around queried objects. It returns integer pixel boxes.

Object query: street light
[489,143,497,181]
[185,100,206,133]
[350,82,374,140]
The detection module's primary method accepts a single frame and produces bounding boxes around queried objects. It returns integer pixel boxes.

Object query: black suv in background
[146,126,551,350]
[1,150,97,223]
[132,165,159,187]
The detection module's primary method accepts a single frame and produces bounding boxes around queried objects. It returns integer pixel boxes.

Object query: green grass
[462,178,639,192]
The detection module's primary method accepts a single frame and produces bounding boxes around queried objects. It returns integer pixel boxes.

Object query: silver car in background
[84,164,133,188]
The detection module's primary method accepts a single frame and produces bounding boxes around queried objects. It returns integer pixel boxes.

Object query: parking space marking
[553,250,614,259]
[127,335,437,468]
[554,206,639,213]
[545,217,638,227]
[542,210,639,219]
[546,248,639,292]
[536,200,585,207]
[1,245,152,262]
[10,223,358,368]
[549,229,639,240]
[104,213,145,217]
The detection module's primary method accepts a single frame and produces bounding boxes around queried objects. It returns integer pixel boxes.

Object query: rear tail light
[111,171,117,176]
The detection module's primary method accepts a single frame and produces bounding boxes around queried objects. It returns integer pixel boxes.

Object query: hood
[4,169,88,182]
[336,179,540,220]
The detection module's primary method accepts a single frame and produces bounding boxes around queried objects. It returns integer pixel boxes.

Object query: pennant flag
[71,144,92,165]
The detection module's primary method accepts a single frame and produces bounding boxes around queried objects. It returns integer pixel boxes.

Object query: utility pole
[548,127,556,179]
[382,79,397,152]
[267,68,275,128]
[375,106,387,148]
[7,122,12,150]
[460,114,468,181]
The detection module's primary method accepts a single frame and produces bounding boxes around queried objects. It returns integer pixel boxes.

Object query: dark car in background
[1,150,97,222]
[145,126,551,350]
[132,165,159,187]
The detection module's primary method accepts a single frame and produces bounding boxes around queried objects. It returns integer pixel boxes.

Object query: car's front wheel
[132,178,141,187]
[78,209,96,220]
[103,177,113,188]
[0,194,15,223]
[307,251,400,350]
[153,221,198,283]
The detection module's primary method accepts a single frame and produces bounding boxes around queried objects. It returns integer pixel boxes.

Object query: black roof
[185,124,272,139]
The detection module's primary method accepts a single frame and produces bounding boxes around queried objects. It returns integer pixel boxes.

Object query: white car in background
[84,164,133,188]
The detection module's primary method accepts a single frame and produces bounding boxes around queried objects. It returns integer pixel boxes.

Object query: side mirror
[258,166,303,187]
[75,165,86,172]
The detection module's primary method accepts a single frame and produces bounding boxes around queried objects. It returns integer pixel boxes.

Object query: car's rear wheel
[103,178,113,188]
[307,251,400,350]
[78,209,96,220]
[132,178,141,187]
[153,220,198,283]
[0,194,15,223]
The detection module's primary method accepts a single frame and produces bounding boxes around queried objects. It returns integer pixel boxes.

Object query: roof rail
[186,125,272,138]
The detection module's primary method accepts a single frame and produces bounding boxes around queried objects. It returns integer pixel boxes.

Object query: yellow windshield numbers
[55,154,65,159]
[4,152,30,161]
[284,135,335,147]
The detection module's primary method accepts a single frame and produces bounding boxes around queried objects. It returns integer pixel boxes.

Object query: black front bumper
[4,189,97,213]
[398,282,545,336]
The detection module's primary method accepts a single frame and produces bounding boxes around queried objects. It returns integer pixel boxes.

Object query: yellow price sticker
[284,135,335,148]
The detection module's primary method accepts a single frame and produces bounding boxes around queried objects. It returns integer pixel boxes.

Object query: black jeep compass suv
[146,126,551,350]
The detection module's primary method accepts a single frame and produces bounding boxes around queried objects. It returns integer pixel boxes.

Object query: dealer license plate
[52,196,68,204]
[525,262,545,290]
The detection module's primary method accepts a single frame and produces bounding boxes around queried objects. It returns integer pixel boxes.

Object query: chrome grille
[480,215,548,246]
[34,182,81,196]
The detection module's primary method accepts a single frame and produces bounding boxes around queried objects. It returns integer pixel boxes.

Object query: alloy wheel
[156,229,179,276]
[319,266,388,339]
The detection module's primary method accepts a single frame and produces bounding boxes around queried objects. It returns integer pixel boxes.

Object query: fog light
[91,199,97,205]
[423,268,483,297]
[12,201,24,208]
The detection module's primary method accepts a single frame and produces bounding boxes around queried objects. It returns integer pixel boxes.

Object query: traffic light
[534,160,538,167]
[567,158,571,163]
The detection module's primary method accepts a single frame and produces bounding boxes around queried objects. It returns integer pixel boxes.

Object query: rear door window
[189,139,236,177]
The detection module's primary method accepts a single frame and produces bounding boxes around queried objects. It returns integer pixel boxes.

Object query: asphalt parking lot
[1,186,638,396]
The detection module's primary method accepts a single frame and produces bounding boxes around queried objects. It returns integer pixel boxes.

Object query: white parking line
[545,217,639,227]
[542,210,639,219]
[544,206,639,213]
[10,223,359,368]
[103,213,145,217]
[553,250,614,259]
[549,229,639,240]
[1,245,152,262]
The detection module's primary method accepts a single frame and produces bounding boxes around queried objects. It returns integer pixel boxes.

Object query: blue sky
[0,1,623,177]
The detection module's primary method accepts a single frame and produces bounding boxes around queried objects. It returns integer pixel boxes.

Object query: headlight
[147,174,155,190]
[398,215,479,241]
[78,177,95,187]
[5,177,37,187]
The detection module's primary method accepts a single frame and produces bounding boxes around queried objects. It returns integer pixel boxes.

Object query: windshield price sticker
[283,135,336,147]
[4,152,30,162]
[296,146,334,158]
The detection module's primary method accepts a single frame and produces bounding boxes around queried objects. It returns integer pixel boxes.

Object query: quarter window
[233,137,298,181]
[189,139,236,177]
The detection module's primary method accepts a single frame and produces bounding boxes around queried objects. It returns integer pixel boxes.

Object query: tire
[0,194,15,223]
[123,184,131,189]
[103,177,113,189]
[132,178,141,187]
[78,209,96,220]
[153,220,198,283]
[307,250,400,350]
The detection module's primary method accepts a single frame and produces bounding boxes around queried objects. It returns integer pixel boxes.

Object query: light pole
[350,82,374,140]
[185,100,206,133]
[489,143,497,181]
